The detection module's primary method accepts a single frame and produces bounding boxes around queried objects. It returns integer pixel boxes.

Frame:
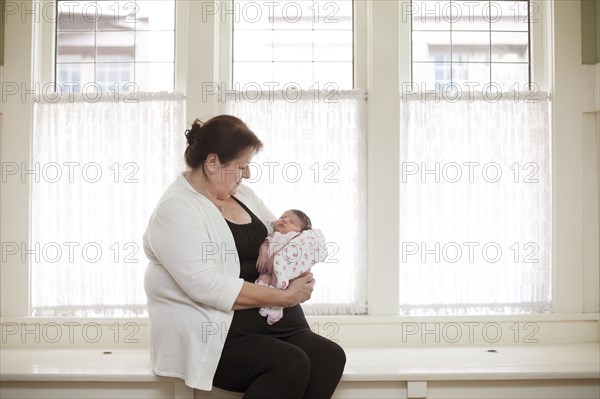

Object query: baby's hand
[256,240,270,274]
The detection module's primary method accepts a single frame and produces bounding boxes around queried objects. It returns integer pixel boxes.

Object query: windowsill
[2,343,599,382]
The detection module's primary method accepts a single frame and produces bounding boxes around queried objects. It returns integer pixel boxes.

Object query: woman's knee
[268,345,311,397]
[278,344,312,379]
[243,344,311,399]
[323,339,346,374]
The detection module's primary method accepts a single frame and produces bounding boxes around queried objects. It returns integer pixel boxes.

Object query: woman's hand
[282,273,315,307]
[232,273,315,311]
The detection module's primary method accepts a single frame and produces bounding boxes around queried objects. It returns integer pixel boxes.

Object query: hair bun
[184,129,194,144]
[185,119,205,145]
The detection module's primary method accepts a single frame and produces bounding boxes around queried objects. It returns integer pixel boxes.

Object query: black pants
[212,329,346,399]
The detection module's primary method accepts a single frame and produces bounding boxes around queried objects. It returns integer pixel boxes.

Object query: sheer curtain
[223,90,367,314]
[32,92,185,316]
[399,92,552,315]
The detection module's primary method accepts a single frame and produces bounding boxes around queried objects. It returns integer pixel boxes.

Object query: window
[226,0,366,314]
[55,0,176,93]
[29,0,181,316]
[232,0,354,89]
[411,0,530,91]
[2,0,591,320]
[400,0,551,315]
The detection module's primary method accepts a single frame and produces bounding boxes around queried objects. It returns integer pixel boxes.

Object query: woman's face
[206,148,253,200]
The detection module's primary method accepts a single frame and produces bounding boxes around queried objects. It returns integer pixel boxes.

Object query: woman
[143,115,346,399]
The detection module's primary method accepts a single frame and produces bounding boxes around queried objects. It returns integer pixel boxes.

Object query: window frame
[0,0,594,327]
[396,0,551,314]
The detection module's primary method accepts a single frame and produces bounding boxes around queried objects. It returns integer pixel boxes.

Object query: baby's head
[273,209,312,234]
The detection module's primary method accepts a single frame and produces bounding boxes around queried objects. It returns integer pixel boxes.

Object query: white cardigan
[143,174,276,390]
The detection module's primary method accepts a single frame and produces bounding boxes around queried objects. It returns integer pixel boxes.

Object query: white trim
[174,0,189,95]
[531,0,551,92]
[184,0,220,121]
[399,0,412,85]
[1,314,598,348]
[551,0,584,313]
[366,0,401,315]
[33,0,55,87]
[1,0,35,317]
[218,0,232,90]
[354,0,367,90]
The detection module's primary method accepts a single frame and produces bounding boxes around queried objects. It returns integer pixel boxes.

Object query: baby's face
[273,211,304,234]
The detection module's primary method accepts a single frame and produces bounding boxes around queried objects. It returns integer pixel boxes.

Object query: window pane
[413,62,451,89]
[135,31,175,62]
[273,0,313,30]
[137,0,176,30]
[233,30,273,61]
[56,63,96,93]
[233,0,353,89]
[314,0,353,30]
[233,62,274,86]
[57,1,97,31]
[96,62,134,90]
[491,32,529,62]
[273,62,314,87]
[452,32,490,63]
[491,63,529,90]
[55,0,175,92]
[493,1,529,31]
[453,0,490,31]
[411,0,451,31]
[96,31,135,62]
[135,62,175,91]
[412,31,451,62]
[273,31,314,61]
[314,62,353,87]
[234,1,272,30]
[314,30,353,61]
[452,62,489,85]
[410,0,530,88]
[56,32,95,62]
[97,0,136,31]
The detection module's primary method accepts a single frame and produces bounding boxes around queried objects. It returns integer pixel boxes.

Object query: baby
[256,209,313,324]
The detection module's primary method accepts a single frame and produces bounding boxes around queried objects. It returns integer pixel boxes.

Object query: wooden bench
[1,344,599,398]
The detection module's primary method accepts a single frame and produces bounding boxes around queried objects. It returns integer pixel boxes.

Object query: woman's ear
[205,153,220,174]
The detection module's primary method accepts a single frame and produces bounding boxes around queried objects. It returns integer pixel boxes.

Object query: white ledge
[343,344,600,381]
[1,343,598,383]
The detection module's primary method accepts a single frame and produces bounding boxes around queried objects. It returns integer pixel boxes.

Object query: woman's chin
[230,184,241,195]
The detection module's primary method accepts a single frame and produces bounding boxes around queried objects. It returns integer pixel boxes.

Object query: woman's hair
[184,115,263,175]
[291,209,312,231]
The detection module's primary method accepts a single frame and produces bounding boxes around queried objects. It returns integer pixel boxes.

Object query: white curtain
[399,92,552,315]
[223,90,368,314]
[32,92,185,316]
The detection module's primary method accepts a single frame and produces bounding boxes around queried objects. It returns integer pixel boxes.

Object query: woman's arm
[146,197,244,311]
[232,273,314,310]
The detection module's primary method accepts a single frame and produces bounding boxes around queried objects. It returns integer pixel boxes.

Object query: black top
[224,197,309,343]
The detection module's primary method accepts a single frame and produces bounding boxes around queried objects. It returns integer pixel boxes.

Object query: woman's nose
[242,167,250,179]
